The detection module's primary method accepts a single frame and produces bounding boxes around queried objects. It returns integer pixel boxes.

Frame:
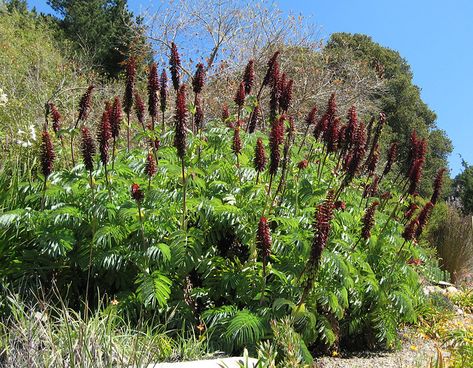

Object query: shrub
[0,47,445,358]
[427,203,473,284]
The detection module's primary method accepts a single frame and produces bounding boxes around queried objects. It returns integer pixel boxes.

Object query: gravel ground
[314,329,447,368]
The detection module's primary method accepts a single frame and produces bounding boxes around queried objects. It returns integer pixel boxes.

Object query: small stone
[446,286,460,295]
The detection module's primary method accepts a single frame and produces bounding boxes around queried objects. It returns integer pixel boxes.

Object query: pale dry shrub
[428,204,473,284]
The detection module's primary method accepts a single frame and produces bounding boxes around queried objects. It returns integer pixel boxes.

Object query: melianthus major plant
[0,46,447,358]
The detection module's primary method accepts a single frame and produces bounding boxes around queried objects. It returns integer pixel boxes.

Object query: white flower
[29,125,36,141]
[0,88,8,107]
[16,139,32,148]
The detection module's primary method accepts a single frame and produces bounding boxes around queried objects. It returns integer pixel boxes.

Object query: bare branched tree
[142,0,320,74]
[135,0,386,127]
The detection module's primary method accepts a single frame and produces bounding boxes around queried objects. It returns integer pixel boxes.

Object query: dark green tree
[5,0,28,13]
[47,0,144,78]
[453,160,473,214]
[326,33,452,195]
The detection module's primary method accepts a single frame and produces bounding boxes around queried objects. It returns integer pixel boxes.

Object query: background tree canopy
[326,33,452,195]
[453,160,473,214]
[47,0,146,78]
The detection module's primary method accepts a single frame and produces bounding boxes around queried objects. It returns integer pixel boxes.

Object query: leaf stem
[181,157,187,231]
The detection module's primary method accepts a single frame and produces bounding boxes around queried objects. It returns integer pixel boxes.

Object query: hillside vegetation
[0,2,471,367]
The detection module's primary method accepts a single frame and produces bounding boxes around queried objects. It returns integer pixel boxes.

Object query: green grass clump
[0,291,214,367]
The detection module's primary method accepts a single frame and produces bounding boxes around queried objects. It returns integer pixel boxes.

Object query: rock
[423,285,444,295]
[446,286,460,295]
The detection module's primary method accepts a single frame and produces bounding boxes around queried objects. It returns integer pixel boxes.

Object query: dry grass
[0,292,211,368]
[428,204,473,285]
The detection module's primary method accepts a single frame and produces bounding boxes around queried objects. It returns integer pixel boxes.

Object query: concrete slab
[140,357,258,367]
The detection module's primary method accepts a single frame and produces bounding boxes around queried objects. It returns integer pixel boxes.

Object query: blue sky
[28,0,472,175]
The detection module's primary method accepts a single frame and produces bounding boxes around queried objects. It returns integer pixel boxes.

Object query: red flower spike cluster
[123,57,136,115]
[408,158,423,195]
[315,93,336,143]
[254,138,267,172]
[404,203,418,220]
[367,144,380,174]
[81,126,96,172]
[277,72,285,99]
[342,105,358,152]
[410,135,427,170]
[262,51,280,87]
[78,85,94,122]
[383,142,398,177]
[415,202,434,238]
[279,77,293,112]
[269,83,279,121]
[97,108,112,165]
[403,218,419,242]
[431,168,446,204]
[174,85,187,159]
[232,123,242,155]
[363,175,379,198]
[361,201,379,240]
[222,104,230,122]
[297,160,308,170]
[269,116,284,175]
[192,63,205,94]
[407,131,427,195]
[327,92,337,119]
[234,81,246,108]
[257,216,272,276]
[160,69,168,114]
[243,59,255,95]
[305,106,318,127]
[325,116,340,153]
[194,96,204,131]
[334,200,346,211]
[131,183,144,202]
[345,122,367,179]
[248,105,260,133]
[313,116,328,140]
[40,130,55,178]
[147,62,159,120]
[49,103,62,134]
[145,153,157,178]
[170,42,181,91]
[310,191,335,268]
[134,92,145,128]
[369,112,386,152]
[111,97,122,139]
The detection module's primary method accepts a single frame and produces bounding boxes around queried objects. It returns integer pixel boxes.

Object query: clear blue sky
[28,0,472,175]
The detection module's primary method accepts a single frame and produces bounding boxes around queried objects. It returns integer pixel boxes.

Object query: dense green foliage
[326,33,452,195]
[0,70,444,359]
